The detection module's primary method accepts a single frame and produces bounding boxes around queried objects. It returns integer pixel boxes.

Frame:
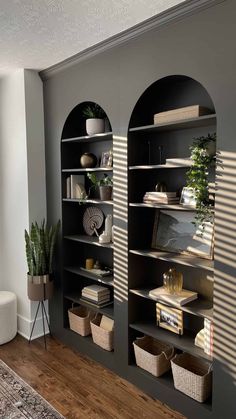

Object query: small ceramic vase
[80,152,97,168]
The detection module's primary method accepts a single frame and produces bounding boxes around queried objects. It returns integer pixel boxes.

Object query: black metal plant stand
[28,300,51,349]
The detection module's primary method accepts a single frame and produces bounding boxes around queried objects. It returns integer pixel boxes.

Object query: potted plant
[25,220,60,301]
[186,133,216,232]
[87,173,113,201]
[83,104,106,135]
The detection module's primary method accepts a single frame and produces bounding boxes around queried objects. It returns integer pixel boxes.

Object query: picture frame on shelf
[100,150,113,168]
[156,303,183,335]
[151,210,214,259]
[180,187,197,207]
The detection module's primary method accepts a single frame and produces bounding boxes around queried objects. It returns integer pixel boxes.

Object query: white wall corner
[17,310,49,340]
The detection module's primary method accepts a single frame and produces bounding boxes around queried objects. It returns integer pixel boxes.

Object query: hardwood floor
[0,335,185,419]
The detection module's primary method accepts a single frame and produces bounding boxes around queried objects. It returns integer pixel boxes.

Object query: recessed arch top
[128,75,216,129]
[61,100,112,139]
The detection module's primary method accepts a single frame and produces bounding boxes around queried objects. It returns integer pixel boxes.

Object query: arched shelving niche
[127,75,216,411]
[62,101,111,139]
[60,100,114,357]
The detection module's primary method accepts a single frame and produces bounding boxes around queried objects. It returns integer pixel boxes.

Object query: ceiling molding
[40,0,225,81]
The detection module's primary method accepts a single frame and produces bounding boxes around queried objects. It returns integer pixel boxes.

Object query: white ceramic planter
[86,118,105,135]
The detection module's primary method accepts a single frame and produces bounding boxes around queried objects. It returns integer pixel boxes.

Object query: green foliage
[83,104,105,119]
[25,220,60,276]
[87,173,113,187]
[186,133,216,231]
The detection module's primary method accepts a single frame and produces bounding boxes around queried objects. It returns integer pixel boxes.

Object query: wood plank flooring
[0,335,185,419]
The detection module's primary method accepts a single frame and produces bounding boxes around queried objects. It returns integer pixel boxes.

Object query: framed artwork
[100,150,113,167]
[156,303,183,335]
[180,187,197,207]
[151,210,214,259]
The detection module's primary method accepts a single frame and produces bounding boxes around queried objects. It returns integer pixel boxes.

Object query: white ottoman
[0,292,17,345]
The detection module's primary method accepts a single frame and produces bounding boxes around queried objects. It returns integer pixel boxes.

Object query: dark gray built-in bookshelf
[56,77,216,419]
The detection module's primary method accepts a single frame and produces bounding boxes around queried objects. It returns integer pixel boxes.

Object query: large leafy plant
[25,220,60,276]
[186,133,216,231]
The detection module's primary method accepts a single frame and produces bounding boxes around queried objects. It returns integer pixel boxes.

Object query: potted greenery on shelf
[83,104,106,135]
[25,220,60,301]
[87,173,113,201]
[186,133,216,232]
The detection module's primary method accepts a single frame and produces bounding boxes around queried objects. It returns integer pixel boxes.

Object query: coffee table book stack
[143,192,179,205]
[81,285,111,307]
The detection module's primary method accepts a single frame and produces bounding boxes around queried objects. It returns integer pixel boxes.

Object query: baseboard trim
[40,0,226,80]
[17,313,49,340]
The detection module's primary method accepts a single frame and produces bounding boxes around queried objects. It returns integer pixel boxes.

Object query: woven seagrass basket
[68,305,94,337]
[90,314,114,351]
[133,336,174,377]
[171,353,212,403]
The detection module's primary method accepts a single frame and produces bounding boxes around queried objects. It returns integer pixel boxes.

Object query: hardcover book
[149,286,198,306]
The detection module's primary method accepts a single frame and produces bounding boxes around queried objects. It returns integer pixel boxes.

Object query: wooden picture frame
[156,303,183,335]
[151,210,214,259]
[100,150,113,167]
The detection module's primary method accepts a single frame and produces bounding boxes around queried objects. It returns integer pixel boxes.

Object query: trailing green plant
[83,104,105,119]
[25,220,60,276]
[87,173,113,188]
[186,133,216,231]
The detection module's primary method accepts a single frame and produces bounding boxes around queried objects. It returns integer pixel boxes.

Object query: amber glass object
[163,268,183,294]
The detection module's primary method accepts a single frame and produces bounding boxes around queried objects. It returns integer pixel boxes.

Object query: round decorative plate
[83,206,104,236]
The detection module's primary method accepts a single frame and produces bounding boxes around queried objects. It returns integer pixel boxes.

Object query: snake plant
[25,220,60,276]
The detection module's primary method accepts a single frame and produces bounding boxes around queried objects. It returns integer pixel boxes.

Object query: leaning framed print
[151,210,214,259]
[156,303,183,335]
[180,187,197,207]
[100,150,113,167]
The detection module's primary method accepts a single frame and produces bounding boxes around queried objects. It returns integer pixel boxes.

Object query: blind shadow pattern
[214,150,236,384]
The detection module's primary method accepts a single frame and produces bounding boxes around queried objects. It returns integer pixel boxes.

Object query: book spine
[66,176,71,198]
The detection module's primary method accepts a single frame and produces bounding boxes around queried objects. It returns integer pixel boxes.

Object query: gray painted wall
[43,1,236,417]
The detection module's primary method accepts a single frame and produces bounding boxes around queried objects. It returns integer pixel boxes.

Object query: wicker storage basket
[90,314,114,351]
[171,353,212,403]
[68,305,94,336]
[133,336,174,377]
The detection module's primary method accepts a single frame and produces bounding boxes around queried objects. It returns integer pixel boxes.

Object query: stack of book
[149,286,198,306]
[143,191,179,204]
[66,175,86,199]
[81,285,111,307]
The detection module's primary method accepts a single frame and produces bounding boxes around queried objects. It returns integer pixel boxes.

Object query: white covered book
[149,286,198,306]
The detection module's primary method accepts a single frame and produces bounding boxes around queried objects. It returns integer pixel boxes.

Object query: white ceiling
[0,0,186,75]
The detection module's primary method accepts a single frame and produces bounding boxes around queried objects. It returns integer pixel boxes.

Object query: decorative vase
[155,182,167,192]
[99,186,112,201]
[80,152,97,168]
[27,274,54,301]
[163,268,183,294]
[86,118,105,135]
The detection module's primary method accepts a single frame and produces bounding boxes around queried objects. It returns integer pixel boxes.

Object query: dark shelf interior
[64,234,114,249]
[64,266,114,287]
[129,249,214,272]
[130,321,212,362]
[63,198,113,205]
[65,293,114,318]
[129,114,216,133]
[129,287,213,320]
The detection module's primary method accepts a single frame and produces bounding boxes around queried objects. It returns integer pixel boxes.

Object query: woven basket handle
[163,348,175,361]
[171,354,178,362]
[207,363,213,373]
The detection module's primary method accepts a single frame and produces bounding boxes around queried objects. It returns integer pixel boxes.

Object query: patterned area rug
[0,360,64,419]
